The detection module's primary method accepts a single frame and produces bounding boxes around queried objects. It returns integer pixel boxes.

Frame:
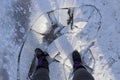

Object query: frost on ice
[0,0,120,80]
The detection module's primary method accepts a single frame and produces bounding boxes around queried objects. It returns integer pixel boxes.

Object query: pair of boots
[35,48,86,71]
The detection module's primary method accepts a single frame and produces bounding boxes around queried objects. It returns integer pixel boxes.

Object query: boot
[35,48,49,70]
[72,50,86,71]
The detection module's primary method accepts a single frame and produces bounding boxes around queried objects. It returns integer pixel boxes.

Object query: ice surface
[0,0,120,80]
[31,14,51,34]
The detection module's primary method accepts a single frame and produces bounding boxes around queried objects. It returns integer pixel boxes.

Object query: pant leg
[32,68,50,80]
[73,68,94,80]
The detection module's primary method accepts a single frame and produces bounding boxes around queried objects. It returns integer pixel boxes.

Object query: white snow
[0,0,120,80]
[31,14,51,34]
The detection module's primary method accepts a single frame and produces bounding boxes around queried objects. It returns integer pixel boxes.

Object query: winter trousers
[32,68,50,80]
[32,68,94,80]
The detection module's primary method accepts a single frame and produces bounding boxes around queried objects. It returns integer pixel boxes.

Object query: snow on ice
[0,0,120,80]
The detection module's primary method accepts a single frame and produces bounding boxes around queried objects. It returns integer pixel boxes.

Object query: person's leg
[72,50,94,80]
[73,68,94,80]
[32,48,50,80]
[32,68,49,80]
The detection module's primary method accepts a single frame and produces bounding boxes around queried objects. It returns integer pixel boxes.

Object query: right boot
[72,50,86,71]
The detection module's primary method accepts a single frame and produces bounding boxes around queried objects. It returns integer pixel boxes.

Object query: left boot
[35,48,49,70]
